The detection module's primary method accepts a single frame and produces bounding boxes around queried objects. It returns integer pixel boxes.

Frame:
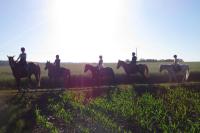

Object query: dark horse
[117,60,149,79]
[7,56,40,91]
[44,61,70,86]
[84,64,115,84]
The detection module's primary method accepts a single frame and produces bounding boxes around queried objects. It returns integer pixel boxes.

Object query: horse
[117,60,149,79]
[160,64,190,82]
[44,61,70,86]
[7,56,40,91]
[84,64,115,84]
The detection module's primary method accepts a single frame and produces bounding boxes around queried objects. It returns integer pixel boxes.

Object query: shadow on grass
[0,72,200,90]
[0,92,38,133]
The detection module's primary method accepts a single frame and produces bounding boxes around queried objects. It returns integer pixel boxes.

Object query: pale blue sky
[0,0,200,62]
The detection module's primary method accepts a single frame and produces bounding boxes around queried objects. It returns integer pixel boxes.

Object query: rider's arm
[99,60,103,65]
[174,59,178,65]
[16,54,21,61]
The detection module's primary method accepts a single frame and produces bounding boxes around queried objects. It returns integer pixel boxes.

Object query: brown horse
[7,56,40,91]
[44,61,70,86]
[84,64,115,84]
[117,60,149,79]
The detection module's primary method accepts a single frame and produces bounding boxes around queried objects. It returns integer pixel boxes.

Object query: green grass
[0,93,34,133]
[0,84,199,132]
[32,85,200,132]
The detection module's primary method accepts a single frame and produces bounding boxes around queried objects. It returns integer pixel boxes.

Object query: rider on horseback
[54,55,60,76]
[16,47,27,71]
[98,55,104,70]
[130,52,137,71]
[131,52,137,65]
[54,55,60,68]
[173,54,180,71]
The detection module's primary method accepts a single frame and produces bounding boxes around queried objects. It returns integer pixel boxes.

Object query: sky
[0,0,200,62]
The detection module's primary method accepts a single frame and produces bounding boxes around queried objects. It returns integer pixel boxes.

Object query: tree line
[138,58,184,62]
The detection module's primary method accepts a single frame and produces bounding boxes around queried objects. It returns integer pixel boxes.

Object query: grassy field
[0,62,200,89]
[1,62,200,79]
[0,62,200,132]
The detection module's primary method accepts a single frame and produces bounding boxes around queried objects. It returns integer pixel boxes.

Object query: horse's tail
[144,64,149,79]
[146,65,149,75]
[38,65,41,79]
[186,66,190,81]
[63,69,70,87]
[111,69,115,84]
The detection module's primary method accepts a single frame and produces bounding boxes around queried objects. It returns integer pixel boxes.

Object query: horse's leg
[172,72,177,83]
[183,73,186,82]
[92,76,97,85]
[111,71,115,84]
[95,75,99,85]
[69,73,71,86]
[185,69,190,81]
[96,75,100,86]
[36,66,41,88]
[181,71,186,82]
[169,75,172,82]
[141,72,146,81]
[28,74,32,89]
[50,76,56,88]
[67,72,71,87]
[167,71,172,82]
[139,68,147,81]
[92,73,97,85]
[144,67,149,80]
[34,72,40,88]
[16,78,21,92]
[126,73,130,83]
[65,74,68,87]
[63,71,69,87]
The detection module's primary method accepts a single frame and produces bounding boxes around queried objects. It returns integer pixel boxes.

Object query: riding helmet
[21,47,25,52]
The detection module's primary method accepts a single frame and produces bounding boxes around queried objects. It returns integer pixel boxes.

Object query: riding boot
[25,64,28,72]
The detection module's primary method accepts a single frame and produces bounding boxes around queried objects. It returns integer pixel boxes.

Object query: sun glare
[46,0,136,62]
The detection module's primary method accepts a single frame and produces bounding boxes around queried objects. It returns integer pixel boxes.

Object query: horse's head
[84,64,89,72]
[84,64,97,73]
[159,65,164,72]
[7,55,15,61]
[117,60,122,69]
[7,56,15,67]
[45,61,51,70]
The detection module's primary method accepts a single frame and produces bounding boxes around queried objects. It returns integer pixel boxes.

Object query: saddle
[55,67,62,77]
[17,62,28,73]
[130,64,138,72]
[173,65,181,72]
[96,67,105,76]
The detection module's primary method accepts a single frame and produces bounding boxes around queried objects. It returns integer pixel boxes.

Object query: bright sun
[47,0,136,62]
